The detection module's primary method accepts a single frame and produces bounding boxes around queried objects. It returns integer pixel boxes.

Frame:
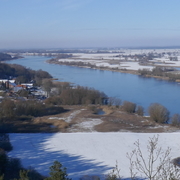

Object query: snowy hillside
[8,133,180,179]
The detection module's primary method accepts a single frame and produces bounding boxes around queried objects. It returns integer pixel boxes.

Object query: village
[0,79,47,101]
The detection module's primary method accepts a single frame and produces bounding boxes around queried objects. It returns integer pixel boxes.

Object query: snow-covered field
[57,49,180,71]
[8,133,180,179]
[58,58,155,71]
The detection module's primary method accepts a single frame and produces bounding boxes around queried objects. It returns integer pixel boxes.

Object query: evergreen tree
[45,161,71,180]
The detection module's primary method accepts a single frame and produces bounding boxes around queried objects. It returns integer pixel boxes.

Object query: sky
[1,0,180,49]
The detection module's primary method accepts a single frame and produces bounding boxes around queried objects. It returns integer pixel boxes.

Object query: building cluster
[0,79,46,101]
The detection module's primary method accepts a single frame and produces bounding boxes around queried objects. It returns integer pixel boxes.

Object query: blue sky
[1,0,180,49]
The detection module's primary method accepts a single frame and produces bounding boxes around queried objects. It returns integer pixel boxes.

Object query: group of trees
[138,67,180,81]
[108,98,144,117]
[149,103,180,126]
[45,85,106,106]
[0,63,52,84]
[0,63,16,79]
[0,99,64,123]
[0,53,12,61]
[107,97,180,126]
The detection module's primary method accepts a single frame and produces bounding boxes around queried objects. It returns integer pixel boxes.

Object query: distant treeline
[138,67,180,81]
[47,59,97,69]
[3,49,90,53]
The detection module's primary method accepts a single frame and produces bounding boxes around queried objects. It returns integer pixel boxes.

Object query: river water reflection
[6,56,180,115]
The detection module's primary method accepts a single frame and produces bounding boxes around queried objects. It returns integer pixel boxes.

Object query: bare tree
[127,135,180,180]
[108,97,121,108]
[114,98,121,108]
[42,79,53,97]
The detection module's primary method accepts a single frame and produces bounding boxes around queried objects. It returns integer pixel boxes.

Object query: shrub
[122,101,136,113]
[105,162,121,180]
[148,103,169,123]
[0,99,15,119]
[136,105,144,116]
[171,114,180,127]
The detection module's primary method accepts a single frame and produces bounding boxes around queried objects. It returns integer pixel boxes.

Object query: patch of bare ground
[30,105,179,133]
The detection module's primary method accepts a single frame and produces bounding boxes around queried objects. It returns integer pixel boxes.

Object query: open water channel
[6,56,180,116]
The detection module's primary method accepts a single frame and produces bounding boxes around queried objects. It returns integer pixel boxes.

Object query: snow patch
[69,118,103,132]
[8,133,180,179]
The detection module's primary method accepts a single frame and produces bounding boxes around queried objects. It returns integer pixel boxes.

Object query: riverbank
[46,58,180,82]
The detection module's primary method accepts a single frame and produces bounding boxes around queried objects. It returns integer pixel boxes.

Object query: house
[0,79,16,89]
[9,82,17,89]
[13,86,23,92]
[13,84,27,92]
[21,83,33,89]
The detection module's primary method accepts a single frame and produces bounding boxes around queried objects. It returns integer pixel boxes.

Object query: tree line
[138,67,180,81]
[0,63,52,84]
[0,99,65,133]
[45,85,106,106]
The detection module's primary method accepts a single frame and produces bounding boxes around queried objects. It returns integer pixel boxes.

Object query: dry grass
[3,105,179,133]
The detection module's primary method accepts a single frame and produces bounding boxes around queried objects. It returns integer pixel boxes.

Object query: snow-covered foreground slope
[9,133,180,179]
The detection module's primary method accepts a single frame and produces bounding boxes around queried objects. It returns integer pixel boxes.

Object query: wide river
[6,56,180,115]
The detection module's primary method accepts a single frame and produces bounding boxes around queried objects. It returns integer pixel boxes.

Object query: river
[6,56,180,116]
